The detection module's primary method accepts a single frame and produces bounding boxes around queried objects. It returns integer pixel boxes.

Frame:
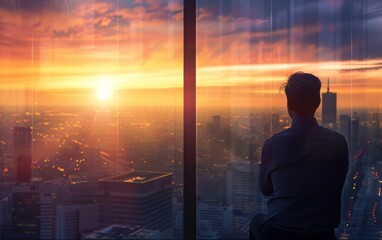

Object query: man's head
[281,72,321,117]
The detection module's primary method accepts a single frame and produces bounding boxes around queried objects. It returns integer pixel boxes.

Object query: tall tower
[98,171,173,232]
[322,78,337,129]
[227,161,265,236]
[11,183,41,239]
[13,127,32,155]
[14,127,32,183]
[11,126,41,239]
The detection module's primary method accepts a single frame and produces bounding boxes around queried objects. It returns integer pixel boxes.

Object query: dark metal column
[183,0,196,239]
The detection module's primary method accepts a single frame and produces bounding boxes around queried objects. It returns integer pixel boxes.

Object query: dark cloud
[52,26,79,38]
[339,65,382,73]
[198,0,382,61]
[0,0,66,11]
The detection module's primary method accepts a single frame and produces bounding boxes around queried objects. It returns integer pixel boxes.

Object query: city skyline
[1,0,382,239]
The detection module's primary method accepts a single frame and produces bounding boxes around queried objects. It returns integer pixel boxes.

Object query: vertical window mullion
[183,0,196,239]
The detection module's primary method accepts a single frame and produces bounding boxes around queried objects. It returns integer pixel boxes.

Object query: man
[250,72,349,240]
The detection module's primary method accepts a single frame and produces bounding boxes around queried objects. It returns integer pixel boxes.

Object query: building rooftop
[99,171,172,184]
[68,175,88,185]
[83,224,160,239]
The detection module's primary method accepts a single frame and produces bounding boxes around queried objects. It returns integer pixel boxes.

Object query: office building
[12,125,40,240]
[40,192,55,240]
[197,200,232,236]
[84,224,160,239]
[351,116,360,147]
[63,175,97,204]
[227,161,265,235]
[55,202,98,239]
[98,171,173,232]
[340,115,351,141]
[322,79,337,129]
[16,154,32,183]
[13,127,32,155]
[56,204,79,240]
[11,181,41,239]
[0,196,12,239]
[370,111,380,140]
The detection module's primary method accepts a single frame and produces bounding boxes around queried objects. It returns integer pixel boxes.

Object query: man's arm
[260,139,274,196]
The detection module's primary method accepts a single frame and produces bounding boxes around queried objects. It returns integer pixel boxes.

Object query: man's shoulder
[316,126,347,142]
[263,128,295,148]
[264,126,347,148]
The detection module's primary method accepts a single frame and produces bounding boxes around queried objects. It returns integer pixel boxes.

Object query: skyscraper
[322,78,337,129]
[55,204,79,239]
[351,115,360,148]
[40,192,55,240]
[197,200,232,236]
[7,127,32,182]
[227,161,265,236]
[16,154,31,183]
[11,180,41,239]
[340,115,351,141]
[11,126,42,239]
[98,171,173,232]
[55,202,98,239]
[13,127,32,155]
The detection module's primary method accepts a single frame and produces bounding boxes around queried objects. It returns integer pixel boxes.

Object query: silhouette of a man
[250,72,349,240]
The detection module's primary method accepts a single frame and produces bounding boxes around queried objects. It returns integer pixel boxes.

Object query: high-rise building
[11,125,40,240]
[83,224,160,239]
[322,79,337,129]
[227,161,265,235]
[197,200,232,236]
[351,116,360,147]
[55,202,98,239]
[98,171,173,232]
[11,181,41,239]
[12,127,42,239]
[340,115,351,141]
[13,127,32,155]
[0,197,12,239]
[16,154,31,183]
[208,115,224,165]
[197,166,226,202]
[371,111,381,140]
[55,204,79,240]
[40,193,55,240]
[62,175,97,204]
[6,127,32,182]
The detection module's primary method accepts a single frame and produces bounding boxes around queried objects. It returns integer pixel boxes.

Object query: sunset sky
[0,0,381,108]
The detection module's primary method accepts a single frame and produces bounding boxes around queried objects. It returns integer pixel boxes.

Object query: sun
[96,85,113,101]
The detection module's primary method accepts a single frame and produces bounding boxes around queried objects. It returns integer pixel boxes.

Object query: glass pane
[0,1,183,239]
[197,0,382,239]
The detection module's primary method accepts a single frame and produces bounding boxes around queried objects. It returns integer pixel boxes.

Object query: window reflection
[197,0,382,239]
[0,0,183,239]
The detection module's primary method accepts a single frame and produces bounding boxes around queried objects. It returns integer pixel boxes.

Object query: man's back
[260,116,349,232]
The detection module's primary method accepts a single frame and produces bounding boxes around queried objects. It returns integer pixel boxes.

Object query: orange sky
[0,1,381,109]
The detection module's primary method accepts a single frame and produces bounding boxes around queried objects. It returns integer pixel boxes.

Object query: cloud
[0,0,381,108]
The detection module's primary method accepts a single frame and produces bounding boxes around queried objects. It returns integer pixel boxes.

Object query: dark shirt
[260,116,349,232]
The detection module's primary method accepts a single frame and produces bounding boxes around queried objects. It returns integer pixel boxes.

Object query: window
[0,1,183,239]
[0,0,382,239]
[196,0,382,239]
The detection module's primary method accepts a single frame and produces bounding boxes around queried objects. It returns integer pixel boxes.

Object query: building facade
[322,79,337,129]
[98,171,173,232]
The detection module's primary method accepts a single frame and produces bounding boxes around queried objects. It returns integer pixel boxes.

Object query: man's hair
[280,72,321,116]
